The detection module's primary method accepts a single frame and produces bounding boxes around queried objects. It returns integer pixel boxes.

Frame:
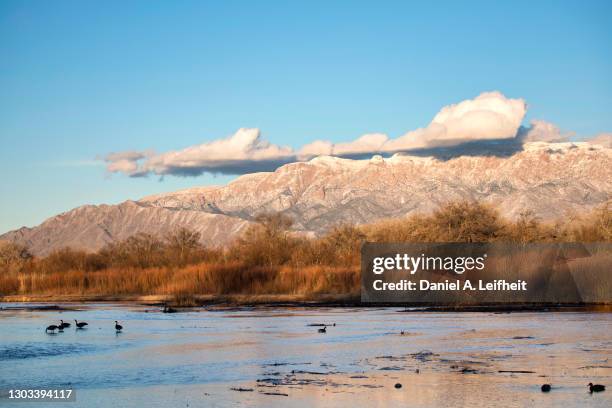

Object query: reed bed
[0,201,609,298]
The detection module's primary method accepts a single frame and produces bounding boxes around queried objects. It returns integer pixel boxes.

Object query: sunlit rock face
[3,142,611,255]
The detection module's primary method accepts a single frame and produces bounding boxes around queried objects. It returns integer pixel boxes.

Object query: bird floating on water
[45,325,59,333]
[588,383,605,393]
[74,319,88,329]
[115,321,123,332]
[162,304,176,313]
[318,326,326,333]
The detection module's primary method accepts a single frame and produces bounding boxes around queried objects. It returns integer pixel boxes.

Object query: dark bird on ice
[59,320,71,329]
[45,325,59,333]
[74,319,88,328]
[541,384,551,392]
[588,383,605,393]
[318,326,326,333]
[115,321,123,332]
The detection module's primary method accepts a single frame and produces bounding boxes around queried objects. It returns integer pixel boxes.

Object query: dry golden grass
[0,262,359,298]
[0,201,609,299]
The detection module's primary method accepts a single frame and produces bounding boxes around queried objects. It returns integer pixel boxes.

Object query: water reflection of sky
[0,304,610,407]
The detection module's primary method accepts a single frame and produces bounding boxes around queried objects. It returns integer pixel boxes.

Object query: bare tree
[111,233,164,268]
[0,241,32,273]
[239,213,295,266]
[165,228,201,264]
[431,201,503,242]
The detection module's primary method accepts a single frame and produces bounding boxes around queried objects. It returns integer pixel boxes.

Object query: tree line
[0,201,609,298]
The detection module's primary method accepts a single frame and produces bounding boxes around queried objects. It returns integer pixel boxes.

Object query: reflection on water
[0,304,610,407]
[0,342,100,361]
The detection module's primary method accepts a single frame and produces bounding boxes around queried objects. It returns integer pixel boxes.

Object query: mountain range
[2,141,610,255]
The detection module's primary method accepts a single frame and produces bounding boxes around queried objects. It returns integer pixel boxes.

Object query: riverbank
[0,293,359,306]
[2,294,612,313]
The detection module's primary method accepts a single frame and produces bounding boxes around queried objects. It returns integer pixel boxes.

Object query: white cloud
[333,133,389,156]
[382,91,526,151]
[299,133,389,158]
[105,91,605,178]
[521,119,570,143]
[138,128,295,176]
[104,151,150,176]
[299,140,333,158]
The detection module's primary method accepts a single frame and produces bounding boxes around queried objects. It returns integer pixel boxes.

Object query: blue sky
[1,0,611,232]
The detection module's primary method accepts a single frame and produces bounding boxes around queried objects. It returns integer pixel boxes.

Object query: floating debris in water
[411,350,437,362]
[262,362,311,367]
[291,369,337,375]
[260,391,289,396]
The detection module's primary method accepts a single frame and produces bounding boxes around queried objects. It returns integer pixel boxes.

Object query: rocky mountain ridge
[3,142,610,255]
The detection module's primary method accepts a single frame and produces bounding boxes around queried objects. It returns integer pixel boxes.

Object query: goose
[59,320,71,329]
[45,325,59,333]
[74,319,88,329]
[162,304,176,313]
[318,326,326,333]
[541,384,551,392]
[115,321,123,332]
[588,383,605,392]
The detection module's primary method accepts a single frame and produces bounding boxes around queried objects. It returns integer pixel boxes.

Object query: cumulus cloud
[139,128,295,176]
[519,119,571,143]
[105,129,295,177]
[104,91,601,178]
[298,133,390,159]
[299,140,333,157]
[382,91,526,152]
[104,151,151,176]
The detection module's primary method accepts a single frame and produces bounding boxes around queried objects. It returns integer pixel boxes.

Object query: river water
[0,304,610,407]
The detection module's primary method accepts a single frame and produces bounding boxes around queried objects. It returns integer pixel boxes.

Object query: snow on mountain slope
[2,142,610,255]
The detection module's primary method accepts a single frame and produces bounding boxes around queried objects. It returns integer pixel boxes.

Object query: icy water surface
[0,304,611,407]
